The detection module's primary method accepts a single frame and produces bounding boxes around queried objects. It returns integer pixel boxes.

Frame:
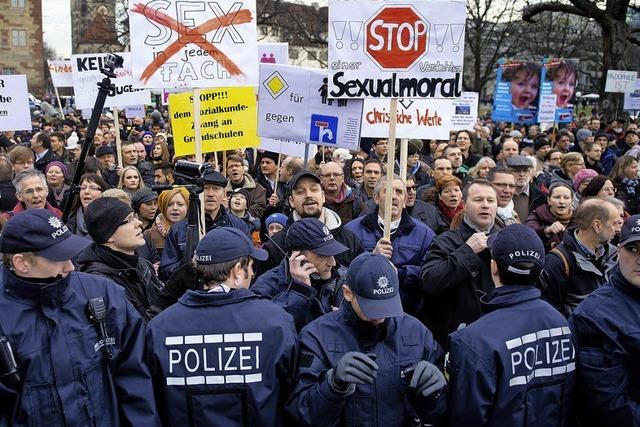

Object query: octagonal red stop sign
[365,6,430,70]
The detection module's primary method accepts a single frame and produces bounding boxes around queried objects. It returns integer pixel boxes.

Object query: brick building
[0,0,46,97]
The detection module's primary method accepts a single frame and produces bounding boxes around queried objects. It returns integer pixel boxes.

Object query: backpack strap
[550,246,570,277]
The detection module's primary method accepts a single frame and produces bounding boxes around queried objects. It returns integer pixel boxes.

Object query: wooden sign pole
[383,99,399,240]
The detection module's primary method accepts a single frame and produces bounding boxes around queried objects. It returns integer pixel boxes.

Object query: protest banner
[623,79,640,111]
[492,59,540,124]
[169,87,258,157]
[48,60,74,87]
[260,138,308,157]
[258,64,364,151]
[537,94,557,124]
[258,43,289,65]
[538,58,578,123]
[327,0,466,99]
[451,92,479,130]
[124,105,146,118]
[605,70,638,93]
[72,52,151,110]
[0,75,31,131]
[128,0,259,88]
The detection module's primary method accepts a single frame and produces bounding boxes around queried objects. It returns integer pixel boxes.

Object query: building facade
[70,0,123,54]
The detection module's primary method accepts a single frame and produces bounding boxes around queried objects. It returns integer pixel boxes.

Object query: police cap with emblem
[346,252,403,319]
[487,224,545,275]
[0,209,91,261]
[195,227,268,265]
[286,217,348,256]
[620,214,640,247]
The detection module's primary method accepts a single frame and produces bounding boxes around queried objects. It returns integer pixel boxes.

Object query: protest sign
[537,94,557,123]
[124,105,146,118]
[47,60,74,87]
[538,58,578,123]
[258,43,289,65]
[169,87,258,157]
[260,138,319,160]
[623,79,640,111]
[0,75,31,131]
[129,0,258,88]
[492,59,540,124]
[72,52,151,110]
[327,0,466,99]
[451,92,479,130]
[605,70,638,93]
[258,64,364,150]
[361,98,453,139]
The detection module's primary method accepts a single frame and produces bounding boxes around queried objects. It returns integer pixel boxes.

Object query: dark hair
[0,157,13,181]
[34,133,51,149]
[82,157,103,175]
[545,59,578,82]
[486,166,512,183]
[226,154,244,167]
[363,158,384,173]
[544,149,562,162]
[70,173,109,213]
[50,132,66,143]
[496,261,542,285]
[344,157,365,181]
[581,175,612,198]
[502,60,541,82]
[196,256,250,286]
[454,130,473,142]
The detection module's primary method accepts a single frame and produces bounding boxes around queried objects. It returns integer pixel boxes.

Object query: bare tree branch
[523,2,591,22]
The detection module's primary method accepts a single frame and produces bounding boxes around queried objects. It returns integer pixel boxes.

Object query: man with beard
[225,154,267,219]
[488,167,520,228]
[256,170,362,276]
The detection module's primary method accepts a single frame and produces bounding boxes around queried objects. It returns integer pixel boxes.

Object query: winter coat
[525,204,572,252]
[226,173,267,219]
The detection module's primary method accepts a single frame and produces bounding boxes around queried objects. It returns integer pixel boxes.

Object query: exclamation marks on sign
[433,24,448,53]
[450,24,464,52]
[332,21,363,50]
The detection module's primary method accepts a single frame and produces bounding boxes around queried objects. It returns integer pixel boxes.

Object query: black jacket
[0,180,17,213]
[34,149,60,173]
[421,220,498,347]
[135,160,156,187]
[75,244,163,322]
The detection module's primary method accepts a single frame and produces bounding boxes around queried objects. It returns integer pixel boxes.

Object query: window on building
[289,48,299,60]
[11,0,26,7]
[11,30,27,47]
[0,68,16,75]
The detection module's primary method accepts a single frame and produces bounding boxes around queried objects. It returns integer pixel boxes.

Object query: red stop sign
[365,6,429,70]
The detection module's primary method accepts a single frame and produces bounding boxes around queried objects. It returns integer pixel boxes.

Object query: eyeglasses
[119,213,139,226]
[406,185,417,192]
[80,185,102,192]
[14,160,34,167]
[320,173,344,178]
[20,187,47,196]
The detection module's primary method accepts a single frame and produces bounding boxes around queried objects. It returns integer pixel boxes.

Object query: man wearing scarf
[488,167,520,229]
[320,161,363,223]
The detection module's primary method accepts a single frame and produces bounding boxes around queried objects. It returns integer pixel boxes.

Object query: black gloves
[329,352,379,392]
[409,361,446,397]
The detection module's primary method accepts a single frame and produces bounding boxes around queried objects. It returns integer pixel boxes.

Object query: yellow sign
[169,87,258,157]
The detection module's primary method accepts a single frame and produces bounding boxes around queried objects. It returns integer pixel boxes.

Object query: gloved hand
[330,352,379,391]
[409,361,446,397]
[154,263,200,311]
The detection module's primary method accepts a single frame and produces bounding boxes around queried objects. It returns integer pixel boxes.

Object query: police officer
[570,214,640,426]
[447,224,575,426]
[0,209,158,426]
[146,227,298,426]
[252,217,349,331]
[287,252,446,426]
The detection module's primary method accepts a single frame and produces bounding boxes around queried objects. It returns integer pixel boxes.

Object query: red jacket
[2,202,62,220]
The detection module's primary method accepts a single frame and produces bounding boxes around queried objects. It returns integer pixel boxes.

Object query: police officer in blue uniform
[0,209,159,426]
[570,215,640,426]
[287,252,446,426]
[146,227,298,427]
[447,224,575,426]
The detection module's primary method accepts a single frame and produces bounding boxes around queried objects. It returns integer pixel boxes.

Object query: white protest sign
[47,60,74,87]
[537,94,557,123]
[361,98,453,139]
[258,64,364,150]
[451,92,478,131]
[124,105,146,118]
[328,0,466,98]
[258,43,289,65]
[624,79,640,111]
[0,75,31,131]
[129,0,258,88]
[260,138,317,159]
[605,70,638,93]
[72,52,152,110]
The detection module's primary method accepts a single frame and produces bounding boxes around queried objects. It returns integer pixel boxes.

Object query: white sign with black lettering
[164,332,264,386]
[605,70,638,93]
[0,75,31,131]
[72,52,152,110]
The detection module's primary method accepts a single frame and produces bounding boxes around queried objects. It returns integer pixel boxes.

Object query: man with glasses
[1,169,62,219]
[320,161,362,223]
[570,215,640,426]
[487,167,520,228]
[370,138,389,164]
[76,197,163,323]
[7,145,35,174]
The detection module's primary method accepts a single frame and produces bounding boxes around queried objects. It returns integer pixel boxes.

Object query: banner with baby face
[492,59,541,125]
[538,58,578,123]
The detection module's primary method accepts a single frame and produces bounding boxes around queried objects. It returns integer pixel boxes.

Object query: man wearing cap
[570,214,640,426]
[0,209,159,426]
[256,170,362,277]
[508,155,547,221]
[225,154,267,219]
[96,145,119,187]
[320,161,363,224]
[345,175,435,317]
[534,136,552,165]
[287,252,446,426]
[146,227,297,426]
[253,217,349,331]
[447,224,575,426]
[131,187,159,232]
[593,130,618,175]
[76,197,163,323]
[159,170,249,281]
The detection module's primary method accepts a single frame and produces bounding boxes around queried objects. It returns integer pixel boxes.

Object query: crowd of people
[0,104,639,426]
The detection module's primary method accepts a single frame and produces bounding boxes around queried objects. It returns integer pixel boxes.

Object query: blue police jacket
[159,207,250,281]
[447,285,575,427]
[0,267,158,427]
[146,288,298,427]
[344,208,435,317]
[287,303,446,427]
[570,268,640,426]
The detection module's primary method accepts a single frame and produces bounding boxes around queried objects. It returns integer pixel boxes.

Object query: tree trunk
[599,18,629,120]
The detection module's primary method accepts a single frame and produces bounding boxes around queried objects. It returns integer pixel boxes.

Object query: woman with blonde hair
[145,187,189,257]
[468,157,496,179]
[118,166,145,194]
